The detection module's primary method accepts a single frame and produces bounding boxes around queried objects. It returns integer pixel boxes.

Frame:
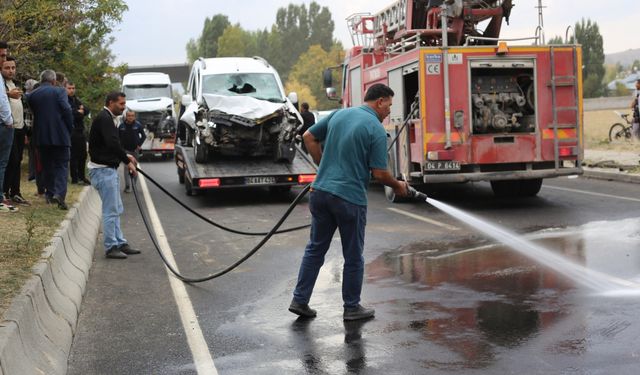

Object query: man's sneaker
[0,202,18,213]
[343,304,375,321]
[11,194,31,206]
[288,300,317,318]
[124,187,131,193]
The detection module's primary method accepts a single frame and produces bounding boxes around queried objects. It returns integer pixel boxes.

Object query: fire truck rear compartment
[470,64,535,135]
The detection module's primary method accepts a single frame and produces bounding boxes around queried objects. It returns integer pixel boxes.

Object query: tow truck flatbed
[174,144,317,195]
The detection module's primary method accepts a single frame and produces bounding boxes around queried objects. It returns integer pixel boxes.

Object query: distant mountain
[605,48,640,66]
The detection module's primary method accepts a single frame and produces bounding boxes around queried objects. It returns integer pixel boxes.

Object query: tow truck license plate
[425,161,461,171]
[245,176,276,185]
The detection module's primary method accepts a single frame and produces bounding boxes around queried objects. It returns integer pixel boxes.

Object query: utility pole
[535,0,546,44]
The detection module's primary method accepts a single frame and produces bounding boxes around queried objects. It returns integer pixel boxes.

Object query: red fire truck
[324,0,583,201]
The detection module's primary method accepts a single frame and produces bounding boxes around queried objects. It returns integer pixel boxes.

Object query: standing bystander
[298,102,316,153]
[632,79,640,140]
[66,82,90,185]
[0,41,17,213]
[24,79,44,196]
[2,56,29,205]
[88,92,140,259]
[118,111,144,193]
[27,70,73,209]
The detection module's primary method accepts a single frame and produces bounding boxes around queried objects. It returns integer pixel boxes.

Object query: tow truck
[175,144,316,195]
[175,56,317,195]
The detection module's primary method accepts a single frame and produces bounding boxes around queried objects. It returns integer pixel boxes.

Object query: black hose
[135,167,311,235]
[131,173,311,283]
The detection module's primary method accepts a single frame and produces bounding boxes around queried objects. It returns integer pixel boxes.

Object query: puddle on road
[215,219,640,374]
[366,217,640,370]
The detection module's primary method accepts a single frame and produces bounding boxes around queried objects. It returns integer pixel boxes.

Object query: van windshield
[201,73,283,102]
[124,84,172,100]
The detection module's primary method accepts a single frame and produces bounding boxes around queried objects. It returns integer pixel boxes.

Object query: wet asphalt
[67,160,640,375]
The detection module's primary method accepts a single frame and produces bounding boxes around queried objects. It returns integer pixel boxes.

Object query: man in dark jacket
[66,82,90,185]
[118,110,145,192]
[298,102,315,153]
[26,69,73,209]
[88,91,139,259]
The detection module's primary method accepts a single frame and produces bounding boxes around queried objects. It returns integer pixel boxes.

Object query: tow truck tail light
[298,174,316,184]
[198,178,221,188]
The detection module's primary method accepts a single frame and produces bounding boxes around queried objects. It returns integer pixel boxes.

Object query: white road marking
[544,185,640,203]
[387,207,460,231]
[138,171,218,375]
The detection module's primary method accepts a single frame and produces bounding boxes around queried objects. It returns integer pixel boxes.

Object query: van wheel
[193,134,208,163]
[185,126,194,146]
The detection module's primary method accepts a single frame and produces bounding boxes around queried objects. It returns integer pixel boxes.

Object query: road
[68,160,640,375]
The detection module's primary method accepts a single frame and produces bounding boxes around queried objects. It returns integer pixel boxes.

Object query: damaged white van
[179,57,301,163]
[121,72,177,157]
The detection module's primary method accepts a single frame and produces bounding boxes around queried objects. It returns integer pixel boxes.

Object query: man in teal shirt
[290,84,409,321]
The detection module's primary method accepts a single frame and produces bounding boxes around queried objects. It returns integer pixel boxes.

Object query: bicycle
[608,111,636,142]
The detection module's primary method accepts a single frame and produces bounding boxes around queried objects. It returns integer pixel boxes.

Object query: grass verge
[0,161,85,316]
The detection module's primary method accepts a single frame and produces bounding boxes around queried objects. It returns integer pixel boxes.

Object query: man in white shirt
[0,41,16,213]
[2,56,29,205]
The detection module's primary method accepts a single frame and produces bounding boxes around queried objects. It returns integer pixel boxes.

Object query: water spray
[406,188,640,294]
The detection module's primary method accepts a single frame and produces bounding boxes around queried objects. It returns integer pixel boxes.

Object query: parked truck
[121,72,177,158]
[324,0,583,201]
[175,56,316,195]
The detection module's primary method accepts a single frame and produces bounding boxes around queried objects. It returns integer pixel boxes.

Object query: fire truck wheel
[520,178,543,196]
[491,178,542,197]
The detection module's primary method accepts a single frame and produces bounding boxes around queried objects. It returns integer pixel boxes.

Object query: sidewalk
[583,148,640,184]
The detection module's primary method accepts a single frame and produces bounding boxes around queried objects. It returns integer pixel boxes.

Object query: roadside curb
[0,187,101,375]
[582,167,640,184]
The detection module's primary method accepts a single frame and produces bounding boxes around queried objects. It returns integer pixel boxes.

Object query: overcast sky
[110,0,639,66]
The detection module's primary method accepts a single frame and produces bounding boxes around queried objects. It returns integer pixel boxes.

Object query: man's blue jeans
[0,126,14,202]
[89,167,127,251]
[293,190,367,308]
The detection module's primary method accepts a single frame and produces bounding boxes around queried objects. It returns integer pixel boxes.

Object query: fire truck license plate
[245,176,276,185]
[425,161,461,171]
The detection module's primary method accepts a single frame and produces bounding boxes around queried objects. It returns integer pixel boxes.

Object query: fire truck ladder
[549,44,580,170]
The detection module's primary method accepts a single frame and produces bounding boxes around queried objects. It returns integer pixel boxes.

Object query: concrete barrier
[0,187,102,375]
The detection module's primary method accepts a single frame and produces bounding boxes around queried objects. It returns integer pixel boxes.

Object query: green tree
[288,43,345,110]
[574,18,605,98]
[186,14,230,62]
[0,0,128,113]
[217,25,257,57]
[285,80,317,109]
[274,1,335,82]
[547,36,564,44]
